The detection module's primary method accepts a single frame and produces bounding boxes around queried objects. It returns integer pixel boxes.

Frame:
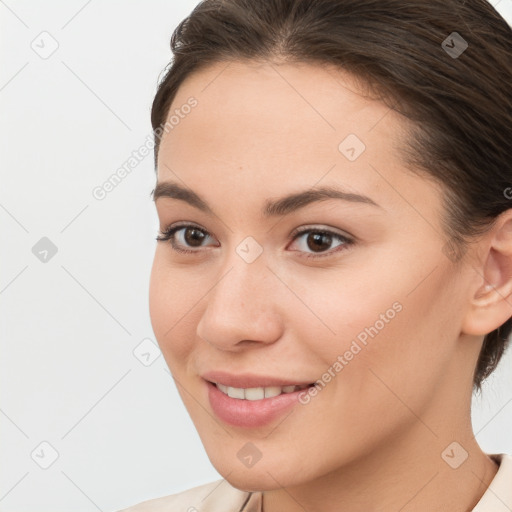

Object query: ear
[462,209,512,336]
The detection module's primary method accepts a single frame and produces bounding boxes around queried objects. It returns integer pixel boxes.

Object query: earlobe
[462,211,512,336]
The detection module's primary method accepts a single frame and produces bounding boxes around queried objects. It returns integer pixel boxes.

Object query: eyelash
[155,222,354,260]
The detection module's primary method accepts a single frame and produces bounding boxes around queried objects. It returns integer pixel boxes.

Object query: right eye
[156,223,217,254]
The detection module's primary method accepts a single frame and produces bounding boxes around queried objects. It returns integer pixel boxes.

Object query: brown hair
[151,0,512,394]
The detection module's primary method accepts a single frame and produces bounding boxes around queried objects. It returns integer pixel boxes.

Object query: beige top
[116,453,512,512]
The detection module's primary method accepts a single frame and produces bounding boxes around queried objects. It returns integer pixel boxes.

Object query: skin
[149,59,512,511]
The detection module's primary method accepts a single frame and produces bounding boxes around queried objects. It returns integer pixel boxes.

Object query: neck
[261,423,499,512]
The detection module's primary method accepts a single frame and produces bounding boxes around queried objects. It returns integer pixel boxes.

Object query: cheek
[305,249,454,374]
[148,252,198,365]
[289,264,407,365]
[319,265,460,426]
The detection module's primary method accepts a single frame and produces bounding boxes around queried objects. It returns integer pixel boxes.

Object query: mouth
[207,381,315,401]
[204,379,316,428]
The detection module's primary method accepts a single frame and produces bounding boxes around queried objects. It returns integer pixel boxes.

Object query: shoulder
[115,479,257,512]
[472,453,512,512]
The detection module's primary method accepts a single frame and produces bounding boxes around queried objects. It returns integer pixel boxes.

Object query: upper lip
[202,370,313,389]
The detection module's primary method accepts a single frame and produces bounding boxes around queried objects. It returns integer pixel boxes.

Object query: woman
[119,0,512,510]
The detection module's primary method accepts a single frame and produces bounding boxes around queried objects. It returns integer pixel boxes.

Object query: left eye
[289,228,353,258]
[156,224,354,259]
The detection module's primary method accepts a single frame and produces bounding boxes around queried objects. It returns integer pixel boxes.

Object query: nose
[196,256,284,352]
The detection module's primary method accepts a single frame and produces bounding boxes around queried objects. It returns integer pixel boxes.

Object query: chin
[223,470,290,492]
[211,456,313,492]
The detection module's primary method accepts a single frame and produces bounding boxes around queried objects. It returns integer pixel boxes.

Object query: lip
[205,380,310,428]
[201,370,313,389]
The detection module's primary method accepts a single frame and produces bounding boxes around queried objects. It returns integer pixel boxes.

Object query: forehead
[163,59,392,148]
[160,61,398,165]
[155,59,438,225]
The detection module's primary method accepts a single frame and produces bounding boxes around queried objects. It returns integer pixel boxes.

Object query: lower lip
[206,380,308,428]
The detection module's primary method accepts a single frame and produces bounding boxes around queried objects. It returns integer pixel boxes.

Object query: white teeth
[264,386,282,398]
[217,383,229,394]
[245,387,265,400]
[227,386,245,399]
[215,383,307,400]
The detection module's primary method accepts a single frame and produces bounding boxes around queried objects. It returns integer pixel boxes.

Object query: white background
[1,1,511,510]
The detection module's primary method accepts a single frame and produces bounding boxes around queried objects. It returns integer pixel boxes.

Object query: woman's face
[149,60,479,490]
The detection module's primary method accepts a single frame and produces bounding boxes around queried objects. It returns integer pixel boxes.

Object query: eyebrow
[151,181,381,217]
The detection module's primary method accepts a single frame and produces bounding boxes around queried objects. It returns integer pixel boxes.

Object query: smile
[213,382,311,400]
